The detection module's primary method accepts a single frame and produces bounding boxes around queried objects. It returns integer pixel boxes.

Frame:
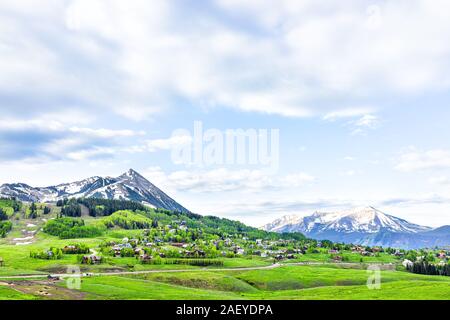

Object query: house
[274,254,284,261]
[82,255,102,265]
[139,254,152,263]
[394,250,405,257]
[402,259,414,268]
[112,246,122,257]
[328,249,340,254]
[171,243,185,248]
[192,250,206,257]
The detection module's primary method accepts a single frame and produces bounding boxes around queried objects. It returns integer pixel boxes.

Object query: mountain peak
[125,168,140,176]
[0,170,189,213]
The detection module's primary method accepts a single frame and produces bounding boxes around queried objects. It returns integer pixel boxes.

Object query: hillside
[0,198,448,301]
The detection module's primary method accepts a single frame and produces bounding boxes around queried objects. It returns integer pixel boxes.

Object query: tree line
[406,261,450,277]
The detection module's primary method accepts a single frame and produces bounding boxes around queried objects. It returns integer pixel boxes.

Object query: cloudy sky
[1,0,450,227]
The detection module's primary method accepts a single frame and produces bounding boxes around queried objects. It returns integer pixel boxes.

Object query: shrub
[120,248,136,257]
[142,258,224,267]
[62,243,91,254]
[30,247,63,260]
[0,221,12,238]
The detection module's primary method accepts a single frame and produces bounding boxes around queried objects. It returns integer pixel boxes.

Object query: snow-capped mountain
[263,207,449,249]
[0,169,189,213]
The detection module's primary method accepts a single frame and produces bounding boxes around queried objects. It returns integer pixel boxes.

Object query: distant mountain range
[263,207,450,249]
[0,169,189,213]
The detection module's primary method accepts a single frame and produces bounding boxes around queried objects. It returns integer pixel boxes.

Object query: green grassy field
[1,202,449,300]
[56,265,450,300]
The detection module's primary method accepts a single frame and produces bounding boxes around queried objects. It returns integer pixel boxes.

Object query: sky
[1,0,450,227]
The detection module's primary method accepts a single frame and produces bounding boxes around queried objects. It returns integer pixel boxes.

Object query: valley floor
[1,264,449,300]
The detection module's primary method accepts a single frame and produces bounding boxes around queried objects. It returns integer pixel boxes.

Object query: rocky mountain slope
[263,207,449,249]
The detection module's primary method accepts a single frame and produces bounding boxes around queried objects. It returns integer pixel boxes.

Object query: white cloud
[280,173,315,187]
[0,112,147,162]
[340,170,358,177]
[428,176,450,185]
[2,1,450,120]
[395,148,450,172]
[145,135,192,152]
[69,127,145,138]
[323,108,374,121]
[66,147,116,161]
[143,167,314,193]
[350,114,380,135]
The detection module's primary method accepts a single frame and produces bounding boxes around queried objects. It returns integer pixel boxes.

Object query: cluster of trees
[72,198,146,217]
[0,221,12,238]
[30,247,63,260]
[404,250,437,263]
[28,202,38,219]
[62,243,91,254]
[43,217,103,239]
[406,261,450,277]
[61,203,82,217]
[0,209,8,221]
[142,257,224,267]
[0,198,21,212]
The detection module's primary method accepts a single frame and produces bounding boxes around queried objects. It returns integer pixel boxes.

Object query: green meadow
[61,266,450,300]
[0,199,449,300]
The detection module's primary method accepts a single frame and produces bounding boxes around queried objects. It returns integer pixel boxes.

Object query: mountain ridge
[263,206,448,249]
[0,169,189,214]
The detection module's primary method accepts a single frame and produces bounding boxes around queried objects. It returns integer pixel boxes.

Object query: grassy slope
[79,276,243,300]
[73,265,450,300]
[0,285,36,300]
